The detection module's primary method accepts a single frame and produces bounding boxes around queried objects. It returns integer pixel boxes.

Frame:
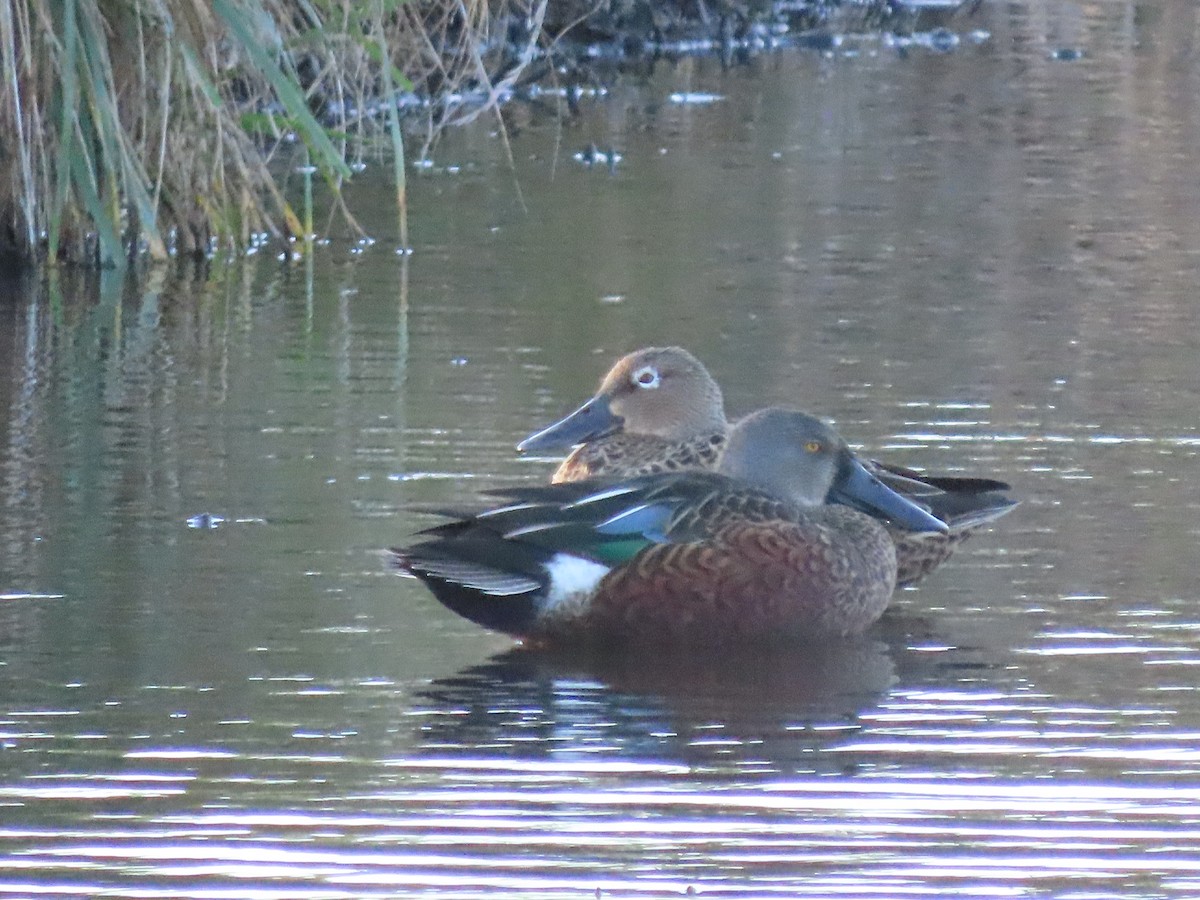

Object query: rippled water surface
[4,1,1200,896]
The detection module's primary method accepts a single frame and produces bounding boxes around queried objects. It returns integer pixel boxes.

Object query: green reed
[0,0,514,267]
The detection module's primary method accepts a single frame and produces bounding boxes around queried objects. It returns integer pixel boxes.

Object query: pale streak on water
[3,0,1200,897]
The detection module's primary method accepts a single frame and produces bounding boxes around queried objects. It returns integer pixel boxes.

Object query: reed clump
[0,0,546,267]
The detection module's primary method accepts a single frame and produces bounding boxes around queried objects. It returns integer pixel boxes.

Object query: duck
[516,346,1016,586]
[392,408,948,646]
[516,343,1012,585]
[518,346,729,483]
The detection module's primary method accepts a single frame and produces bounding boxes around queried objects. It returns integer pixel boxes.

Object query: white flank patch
[541,553,611,617]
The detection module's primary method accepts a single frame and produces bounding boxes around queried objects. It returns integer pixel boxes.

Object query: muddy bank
[405,0,982,131]
[545,0,974,60]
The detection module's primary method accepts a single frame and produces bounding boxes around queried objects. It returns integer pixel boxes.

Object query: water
[3,0,1200,896]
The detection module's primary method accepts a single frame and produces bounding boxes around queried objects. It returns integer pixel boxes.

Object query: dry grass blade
[0,0,548,266]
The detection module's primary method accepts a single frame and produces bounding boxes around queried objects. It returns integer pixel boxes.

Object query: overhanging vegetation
[0,0,545,267]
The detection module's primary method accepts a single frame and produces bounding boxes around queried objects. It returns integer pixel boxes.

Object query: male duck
[517,346,1017,586]
[393,408,947,645]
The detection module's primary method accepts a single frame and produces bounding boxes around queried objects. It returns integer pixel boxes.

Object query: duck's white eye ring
[632,366,661,389]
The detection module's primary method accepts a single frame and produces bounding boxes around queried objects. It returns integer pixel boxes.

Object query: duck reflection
[413,634,906,772]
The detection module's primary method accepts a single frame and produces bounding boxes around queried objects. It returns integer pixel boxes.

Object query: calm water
[4,1,1200,897]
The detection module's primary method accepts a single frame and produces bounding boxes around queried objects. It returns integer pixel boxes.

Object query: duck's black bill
[831,458,950,534]
[517,396,623,452]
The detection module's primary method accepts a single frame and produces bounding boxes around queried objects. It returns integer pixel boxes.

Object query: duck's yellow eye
[804,440,822,453]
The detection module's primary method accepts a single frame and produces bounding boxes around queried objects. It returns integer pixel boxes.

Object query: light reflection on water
[5,760,1200,897]
[4,0,1200,896]
[4,629,1200,896]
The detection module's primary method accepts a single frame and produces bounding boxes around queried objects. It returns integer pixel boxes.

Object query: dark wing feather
[870,459,1011,495]
[868,460,1017,532]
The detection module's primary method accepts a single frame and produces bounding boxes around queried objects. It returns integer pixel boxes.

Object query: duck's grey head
[518,346,727,452]
[720,408,948,533]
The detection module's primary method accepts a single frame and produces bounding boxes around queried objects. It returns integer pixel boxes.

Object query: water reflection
[415,639,899,771]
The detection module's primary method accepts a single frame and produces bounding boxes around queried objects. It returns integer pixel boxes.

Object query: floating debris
[1051,47,1085,61]
[669,91,724,105]
[523,84,609,102]
[655,39,719,55]
[573,144,623,171]
[186,513,266,529]
[927,28,960,52]
[884,28,962,53]
[387,472,481,482]
[410,158,472,175]
[187,513,225,529]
